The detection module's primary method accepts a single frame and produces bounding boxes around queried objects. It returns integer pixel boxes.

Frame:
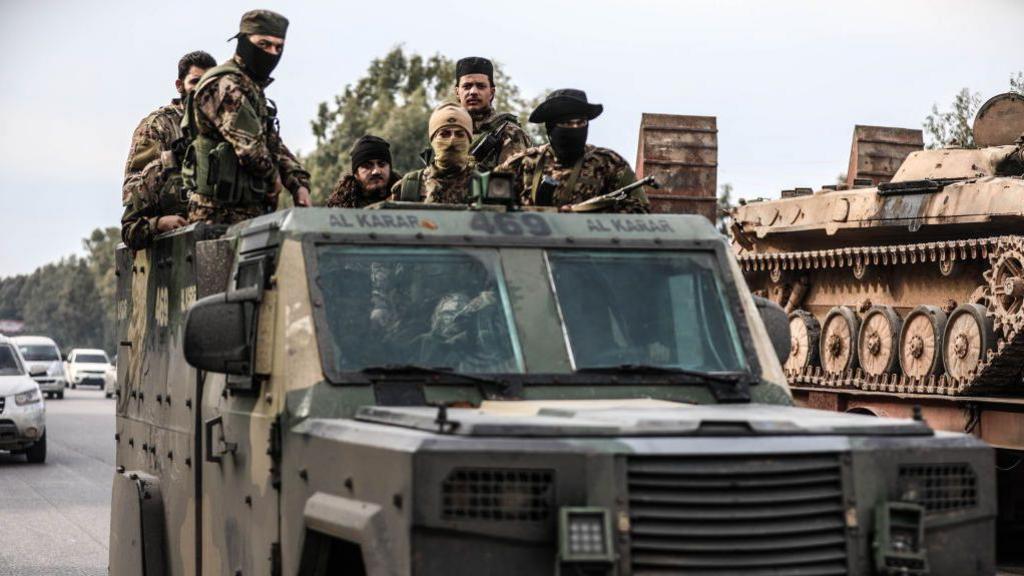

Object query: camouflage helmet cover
[237,9,289,39]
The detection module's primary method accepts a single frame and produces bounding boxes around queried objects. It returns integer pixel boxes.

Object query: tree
[923,88,981,149]
[717,183,735,235]
[0,227,119,355]
[923,72,1024,149]
[83,227,120,352]
[303,46,539,202]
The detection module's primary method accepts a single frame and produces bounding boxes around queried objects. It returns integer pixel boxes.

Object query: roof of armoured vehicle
[231,207,725,249]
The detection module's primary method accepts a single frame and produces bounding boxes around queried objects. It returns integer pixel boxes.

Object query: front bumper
[72,373,106,387]
[32,377,65,393]
[0,397,45,450]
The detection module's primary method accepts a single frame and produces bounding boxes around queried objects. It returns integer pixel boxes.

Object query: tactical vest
[180,61,272,206]
[399,168,482,203]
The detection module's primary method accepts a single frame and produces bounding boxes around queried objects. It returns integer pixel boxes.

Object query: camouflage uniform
[471,110,532,172]
[391,164,480,205]
[326,172,401,208]
[496,143,647,211]
[187,57,310,224]
[120,101,188,249]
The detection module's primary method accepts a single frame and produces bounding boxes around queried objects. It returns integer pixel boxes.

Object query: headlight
[15,388,41,405]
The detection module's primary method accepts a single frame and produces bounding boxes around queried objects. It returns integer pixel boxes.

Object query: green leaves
[0,227,119,355]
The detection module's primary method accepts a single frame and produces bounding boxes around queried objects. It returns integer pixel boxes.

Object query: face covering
[236,34,281,83]
[546,124,588,164]
[432,135,470,172]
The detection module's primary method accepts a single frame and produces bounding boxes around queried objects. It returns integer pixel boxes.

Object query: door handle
[204,415,237,463]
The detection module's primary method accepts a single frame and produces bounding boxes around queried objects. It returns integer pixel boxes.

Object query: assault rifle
[569,175,660,213]
[470,122,508,163]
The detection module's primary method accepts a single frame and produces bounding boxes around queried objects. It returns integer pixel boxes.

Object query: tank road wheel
[819,306,860,375]
[990,250,1024,326]
[857,306,902,376]
[899,305,947,378]
[785,311,820,372]
[943,304,996,380]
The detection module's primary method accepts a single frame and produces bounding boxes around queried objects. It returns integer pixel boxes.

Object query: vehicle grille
[0,396,5,414]
[0,419,16,440]
[441,467,555,522]
[627,453,848,575]
[899,463,977,513]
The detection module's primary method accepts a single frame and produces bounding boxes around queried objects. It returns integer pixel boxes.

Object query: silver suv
[0,335,46,463]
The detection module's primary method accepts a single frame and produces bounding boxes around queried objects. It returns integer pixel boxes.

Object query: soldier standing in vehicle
[120,51,216,249]
[185,9,311,225]
[326,135,401,208]
[454,57,532,172]
[496,89,648,212]
[392,103,481,204]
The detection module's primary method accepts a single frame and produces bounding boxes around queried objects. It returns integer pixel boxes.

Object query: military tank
[732,92,1024,399]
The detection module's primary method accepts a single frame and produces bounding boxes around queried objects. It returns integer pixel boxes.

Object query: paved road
[0,388,114,576]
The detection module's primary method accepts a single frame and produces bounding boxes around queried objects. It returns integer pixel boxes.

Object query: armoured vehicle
[730,92,1024,553]
[110,195,996,574]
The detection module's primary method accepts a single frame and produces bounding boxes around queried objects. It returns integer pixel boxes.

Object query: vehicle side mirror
[29,366,47,377]
[184,289,259,375]
[752,295,791,365]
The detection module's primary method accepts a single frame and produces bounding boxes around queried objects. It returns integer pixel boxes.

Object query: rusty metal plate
[845,125,923,189]
[636,114,718,221]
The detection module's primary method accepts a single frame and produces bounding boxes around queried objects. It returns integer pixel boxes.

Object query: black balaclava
[236,34,281,83]
[546,122,588,164]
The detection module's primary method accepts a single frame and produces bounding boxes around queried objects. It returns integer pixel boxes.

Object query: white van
[66,348,111,389]
[12,335,66,399]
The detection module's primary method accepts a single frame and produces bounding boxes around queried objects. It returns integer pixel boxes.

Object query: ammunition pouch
[183,136,267,206]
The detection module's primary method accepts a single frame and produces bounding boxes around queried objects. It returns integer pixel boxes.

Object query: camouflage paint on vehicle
[109,202,996,576]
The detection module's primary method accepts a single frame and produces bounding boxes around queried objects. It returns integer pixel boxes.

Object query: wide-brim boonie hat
[529,88,603,124]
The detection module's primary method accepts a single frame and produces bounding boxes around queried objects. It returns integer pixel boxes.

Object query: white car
[12,335,67,399]
[66,348,111,389]
[104,356,117,399]
[0,335,46,463]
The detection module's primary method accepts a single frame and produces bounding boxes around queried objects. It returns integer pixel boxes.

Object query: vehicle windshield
[18,344,60,362]
[547,250,747,372]
[76,353,109,364]
[315,246,522,375]
[0,345,25,376]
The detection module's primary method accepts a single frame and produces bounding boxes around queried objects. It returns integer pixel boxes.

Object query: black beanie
[455,57,494,85]
[350,135,391,172]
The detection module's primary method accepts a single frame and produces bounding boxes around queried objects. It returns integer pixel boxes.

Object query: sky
[1,0,1021,276]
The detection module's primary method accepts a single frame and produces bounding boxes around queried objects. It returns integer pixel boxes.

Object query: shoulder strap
[529,149,549,204]
[182,62,242,137]
[399,171,423,201]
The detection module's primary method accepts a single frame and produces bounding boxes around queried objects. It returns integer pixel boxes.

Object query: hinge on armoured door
[268,414,282,490]
[270,542,282,576]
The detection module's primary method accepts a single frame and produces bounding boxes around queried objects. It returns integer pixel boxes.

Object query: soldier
[326,135,400,208]
[120,51,216,250]
[392,103,481,204]
[185,9,311,225]
[496,89,648,212]
[453,57,532,172]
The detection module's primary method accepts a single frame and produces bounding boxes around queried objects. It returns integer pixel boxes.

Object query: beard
[361,174,388,193]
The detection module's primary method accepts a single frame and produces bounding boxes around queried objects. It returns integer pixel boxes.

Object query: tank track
[738,235,1024,396]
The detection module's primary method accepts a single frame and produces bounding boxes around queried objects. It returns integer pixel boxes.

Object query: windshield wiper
[359,364,511,401]
[574,364,753,402]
